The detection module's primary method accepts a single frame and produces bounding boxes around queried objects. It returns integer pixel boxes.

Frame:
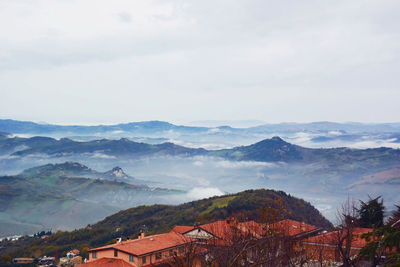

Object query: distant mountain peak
[110,167,125,177]
[271,136,283,141]
[55,161,90,170]
[21,161,92,178]
[254,136,289,147]
[104,166,131,180]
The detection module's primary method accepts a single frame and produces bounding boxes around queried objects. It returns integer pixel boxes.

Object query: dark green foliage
[358,196,384,228]
[0,189,332,260]
[359,225,400,266]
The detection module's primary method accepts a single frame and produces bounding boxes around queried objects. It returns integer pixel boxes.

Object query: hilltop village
[81,219,373,267]
[5,218,396,267]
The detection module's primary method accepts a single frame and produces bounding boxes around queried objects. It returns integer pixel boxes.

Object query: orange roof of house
[89,232,190,256]
[237,220,264,237]
[269,219,318,237]
[198,220,233,239]
[305,227,372,248]
[194,220,265,246]
[171,225,195,234]
[77,258,134,267]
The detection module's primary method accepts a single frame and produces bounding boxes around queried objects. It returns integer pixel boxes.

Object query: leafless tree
[333,197,360,267]
[200,199,314,267]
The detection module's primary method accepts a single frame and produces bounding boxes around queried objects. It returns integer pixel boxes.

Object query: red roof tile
[77,258,134,267]
[90,232,190,256]
[270,219,318,237]
[198,220,233,238]
[171,225,194,234]
[305,227,372,248]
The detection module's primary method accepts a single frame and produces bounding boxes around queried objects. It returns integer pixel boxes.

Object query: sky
[0,0,399,125]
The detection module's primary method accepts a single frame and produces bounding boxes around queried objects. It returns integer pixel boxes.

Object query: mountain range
[2,119,400,150]
[2,135,400,168]
[2,119,400,135]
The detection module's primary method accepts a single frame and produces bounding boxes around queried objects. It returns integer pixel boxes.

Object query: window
[156,252,162,260]
[114,250,118,257]
[178,247,184,254]
[129,255,134,262]
[142,256,146,264]
[169,250,174,257]
[92,251,97,259]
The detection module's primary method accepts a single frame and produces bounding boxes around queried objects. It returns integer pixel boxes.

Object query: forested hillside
[0,189,332,260]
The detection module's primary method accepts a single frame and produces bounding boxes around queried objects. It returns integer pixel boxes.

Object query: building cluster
[13,249,81,267]
[79,219,373,267]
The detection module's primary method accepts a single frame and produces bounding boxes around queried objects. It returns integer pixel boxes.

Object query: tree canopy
[358,196,384,228]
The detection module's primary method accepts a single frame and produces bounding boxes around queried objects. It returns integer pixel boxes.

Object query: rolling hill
[0,189,332,259]
[0,136,205,157]
[0,162,182,237]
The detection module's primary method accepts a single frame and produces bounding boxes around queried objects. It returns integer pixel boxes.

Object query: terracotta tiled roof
[77,258,134,267]
[171,225,194,234]
[269,219,318,237]
[195,220,265,246]
[89,232,190,256]
[237,221,264,237]
[198,220,235,239]
[305,227,372,248]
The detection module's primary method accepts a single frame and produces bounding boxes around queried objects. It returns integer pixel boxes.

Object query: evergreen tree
[358,196,384,228]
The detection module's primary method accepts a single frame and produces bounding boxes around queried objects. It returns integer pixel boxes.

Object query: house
[87,231,193,266]
[12,258,34,264]
[38,256,55,266]
[269,219,324,238]
[303,227,372,263]
[67,249,80,258]
[179,220,265,243]
[70,255,83,265]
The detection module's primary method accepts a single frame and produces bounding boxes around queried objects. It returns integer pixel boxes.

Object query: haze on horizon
[1,0,399,125]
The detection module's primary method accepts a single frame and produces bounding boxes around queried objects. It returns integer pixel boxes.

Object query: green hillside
[0,189,332,260]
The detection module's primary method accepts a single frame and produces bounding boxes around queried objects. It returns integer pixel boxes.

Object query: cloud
[215,160,277,169]
[89,153,116,159]
[192,160,204,167]
[328,131,342,136]
[186,187,224,199]
[117,12,132,23]
[0,0,400,123]
[111,130,125,134]
[348,139,400,149]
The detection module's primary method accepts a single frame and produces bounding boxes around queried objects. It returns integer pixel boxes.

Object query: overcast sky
[0,0,399,125]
